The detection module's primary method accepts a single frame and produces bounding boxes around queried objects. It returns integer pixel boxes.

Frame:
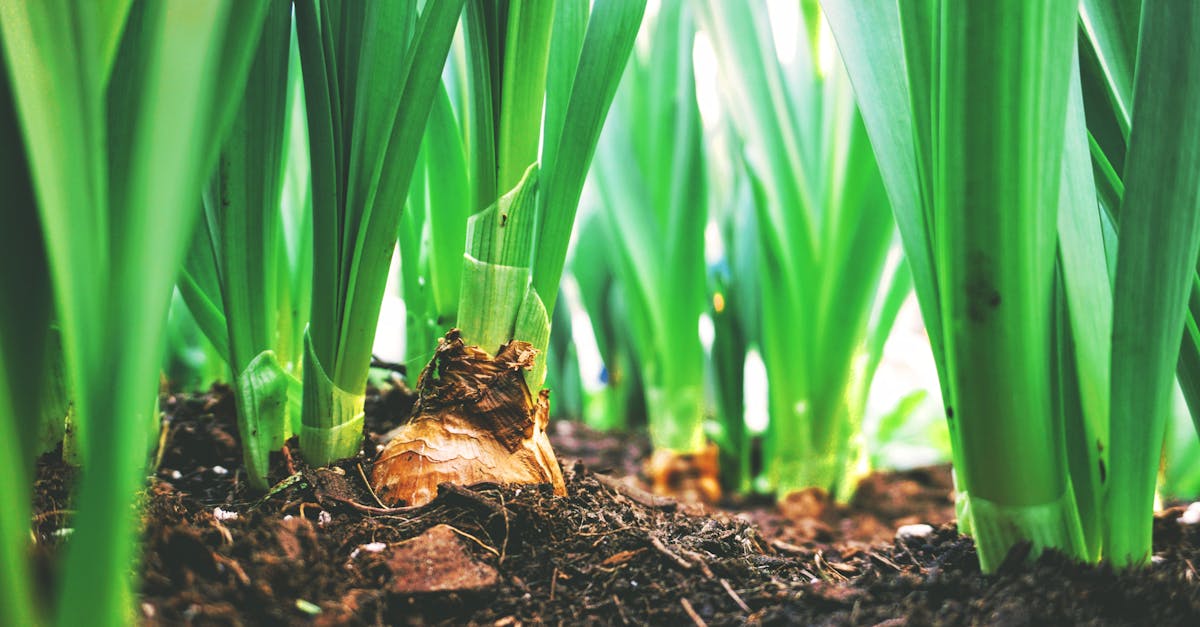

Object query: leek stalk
[294,0,463,465]
[824,0,1200,570]
[698,0,907,499]
[180,0,296,490]
[590,2,713,495]
[0,1,271,622]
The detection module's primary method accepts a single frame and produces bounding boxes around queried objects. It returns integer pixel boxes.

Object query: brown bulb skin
[371,330,566,507]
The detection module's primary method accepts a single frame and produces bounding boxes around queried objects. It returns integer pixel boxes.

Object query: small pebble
[212,465,228,476]
[213,507,238,522]
[284,514,294,521]
[896,523,934,542]
[1178,502,1200,525]
[169,470,182,480]
[351,541,387,559]
[1152,555,1167,565]
[318,510,332,527]
[295,599,321,615]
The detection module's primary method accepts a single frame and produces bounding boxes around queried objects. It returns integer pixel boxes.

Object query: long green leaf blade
[532,0,646,315]
[1105,0,1200,567]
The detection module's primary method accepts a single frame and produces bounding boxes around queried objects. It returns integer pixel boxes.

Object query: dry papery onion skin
[371,330,566,507]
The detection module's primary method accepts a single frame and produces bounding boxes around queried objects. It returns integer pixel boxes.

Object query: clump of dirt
[26,386,1200,625]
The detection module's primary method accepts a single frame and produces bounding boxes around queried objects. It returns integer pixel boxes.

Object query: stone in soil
[385,524,500,596]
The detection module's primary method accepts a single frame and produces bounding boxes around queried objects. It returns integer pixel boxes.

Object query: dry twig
[650,535,694,571]
[593,473,677,510]
[680,598,707,627]
[720,578,751,613]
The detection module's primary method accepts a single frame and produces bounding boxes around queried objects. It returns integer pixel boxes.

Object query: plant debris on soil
[28,385,1200,625]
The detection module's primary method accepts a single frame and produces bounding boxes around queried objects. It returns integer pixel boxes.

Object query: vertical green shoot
[0,46,52,626]
[590,1,708,455]
[1,1,271,622]
[933,1,1084,569]
[700,0,906,498]
[295,0,463,465]
[1105,2,1200,567]
[185,0,294,490]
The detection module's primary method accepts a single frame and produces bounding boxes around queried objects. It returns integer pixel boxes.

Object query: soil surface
[28,385,1200,625]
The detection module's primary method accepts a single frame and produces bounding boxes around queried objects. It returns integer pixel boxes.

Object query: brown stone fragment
[386,524,499,595]
[276,516,316,561]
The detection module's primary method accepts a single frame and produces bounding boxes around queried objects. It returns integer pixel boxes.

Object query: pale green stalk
[590,1,707,455]
[699,0,906,498]
[0,2,271,623]
[295,0,464,465]
[1104,2,1200,567]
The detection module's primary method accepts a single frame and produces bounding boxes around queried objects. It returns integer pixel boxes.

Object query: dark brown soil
[28,385,1200,625]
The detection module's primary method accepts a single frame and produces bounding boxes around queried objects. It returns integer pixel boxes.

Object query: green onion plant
[698,0,910,499]
[0,1,271,623]
[371,0,645,507]
[294,0,464,465]
[824,0,1200,569]
[178,0,301,490]
[589,2,710,473]
[398,0,646,387]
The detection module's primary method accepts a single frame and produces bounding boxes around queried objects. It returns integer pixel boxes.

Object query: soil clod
[385,524,501,596]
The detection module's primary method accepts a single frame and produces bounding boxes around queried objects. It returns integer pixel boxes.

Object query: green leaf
[1105,1,1200,567]
[821,0,950,409]
[532,0,647,314]
[458,166,544,357]
[1079,0,1140,137]
[424,86,470,321]
[497,0,554,191]
[0,44,51,626]
[2,1,272,622]
[297,0,464,463]
[179,216,231,362]
[1055,50,1110,562]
